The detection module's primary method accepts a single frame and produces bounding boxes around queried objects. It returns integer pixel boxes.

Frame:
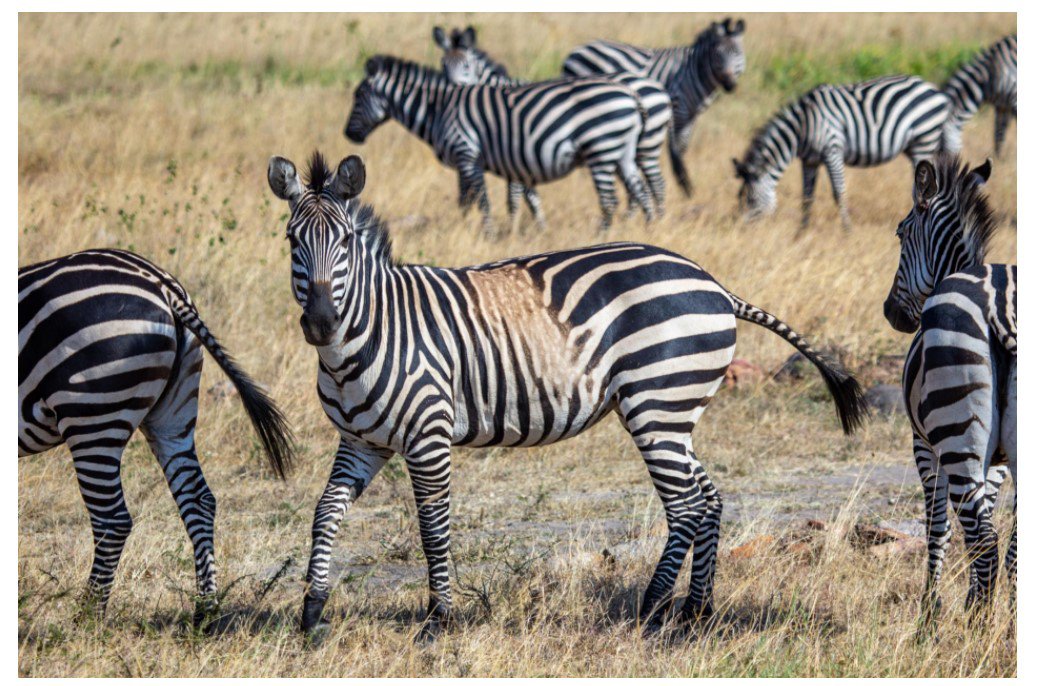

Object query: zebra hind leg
[914,437,950,640]
[617,157,654,223]
[589,162,619,232]
[639,152,666,217]
[522,186,546,232]
[629,430,704,635]
[70,435,135,625]
[679,451,724,632]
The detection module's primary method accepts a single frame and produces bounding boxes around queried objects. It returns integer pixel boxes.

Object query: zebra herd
[18,19,1016,649]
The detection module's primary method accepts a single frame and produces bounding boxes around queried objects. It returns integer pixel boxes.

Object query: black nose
[883,297,918,334]
[301,281,339,346]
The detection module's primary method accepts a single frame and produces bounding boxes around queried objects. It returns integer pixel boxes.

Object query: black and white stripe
[432,25,673,225]
[942,34,1017,157]
[883,155,1016,631]
[733,75,951,231]
[268,153,868,643]
[345,55,654,232]
[18,249,294,626]
[562,18,746,197]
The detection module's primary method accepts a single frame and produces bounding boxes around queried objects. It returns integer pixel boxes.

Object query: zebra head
[733,156,776,220]
[345,57,393,143]
[434,25,482,85]
[883,155,996,333]
[706,18,746,92]
[268,152,367,346]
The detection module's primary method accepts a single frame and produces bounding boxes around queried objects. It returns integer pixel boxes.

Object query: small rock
[876,518,925,539]
[867,384,906,416]
[208,380,237,400]
[773,352,810,382]
[805,519,828,531]
[728,535,775,560]
[724,358,764,389]
[849,523,913,549]
[869,537,925,561]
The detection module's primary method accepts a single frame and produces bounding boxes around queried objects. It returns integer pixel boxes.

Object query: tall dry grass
[19,13,1016,677]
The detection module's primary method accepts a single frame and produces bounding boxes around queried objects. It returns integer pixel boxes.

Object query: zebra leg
[589,163,619,232]
[668,115,695,197]
[971,465,1009,595]
[639,151,667,217]
[302,441,391,641]
[506,181,523,235]
[799,162,819,232]
[949,475,999,620]
[522,186,546,230]
[404,442,454,643]
[69,433,135,622]
[824,149,852,231]
[141,341,220,631]
[993,106,1012,157]
[915,435,950,638]
[456,159,494,236]
[679,451,723,629]
[630,432,704,634]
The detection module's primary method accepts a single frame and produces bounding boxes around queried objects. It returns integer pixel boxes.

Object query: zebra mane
[929,154,997,262]
[305,150,332,194]
[347,199,396,266]
[370,54,446,83]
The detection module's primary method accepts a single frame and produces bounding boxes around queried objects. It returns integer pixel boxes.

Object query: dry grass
[18,12,1016,677]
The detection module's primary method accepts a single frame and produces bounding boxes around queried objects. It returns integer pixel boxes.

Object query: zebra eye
[340,234,351,248]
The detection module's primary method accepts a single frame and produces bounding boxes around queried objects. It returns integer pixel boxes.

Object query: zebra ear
[970,158,992,185]
[732,18,745,35]
[460,26,476,48]
[433,26,450,51]
[914,160,937,209]
[732,157,746,179]
[365,56,380,77]
[331,155,366,201]
[268,156,303,204]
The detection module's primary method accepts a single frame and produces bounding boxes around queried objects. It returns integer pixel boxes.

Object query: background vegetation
[19,12,1016,677]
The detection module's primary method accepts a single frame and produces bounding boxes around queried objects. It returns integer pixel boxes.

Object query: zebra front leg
[589,163,619,232]
[69,434,135,624]
[523,186,546,231]
[456,159,494,237]
[824,148,852,231]
[993,106,1012,158]
[679,452,723,630]
[668,114,695,197]
[799,162,819,232]
[302,441,391,642]
[915,437,950,638]
[631,433,704,634]
[404,441,454,643]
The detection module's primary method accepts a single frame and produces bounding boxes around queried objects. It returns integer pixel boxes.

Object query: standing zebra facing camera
[18,250,294,628]
[345,55,655,234]
[562,18,746,198]
[267,152,868,644]
[942,34,1017,158]
[432,25,673,226]
[733,75,951,232]
[883,154,1016,632]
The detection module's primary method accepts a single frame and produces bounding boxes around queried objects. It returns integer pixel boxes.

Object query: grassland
[18,12,1017,677]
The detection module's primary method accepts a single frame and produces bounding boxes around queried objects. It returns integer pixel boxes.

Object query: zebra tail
[166,292,295,479]
[727,292,869,434]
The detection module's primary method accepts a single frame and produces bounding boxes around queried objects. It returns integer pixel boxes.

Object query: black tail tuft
[808,357,870,435]
[223,359,296,479]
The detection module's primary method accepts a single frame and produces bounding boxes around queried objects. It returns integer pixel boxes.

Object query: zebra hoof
[304,620,332,648]
[301,592,329,635]
[413,618,445,645]
[192,597,221,635]
[678,602,717,637]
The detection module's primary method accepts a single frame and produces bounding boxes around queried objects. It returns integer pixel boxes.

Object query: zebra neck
[755,110,801,181]
[674,44,718,116]
[386,76,449,146]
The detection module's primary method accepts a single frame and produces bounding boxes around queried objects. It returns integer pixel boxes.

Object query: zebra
[18,249,294,627]
[266,152,868,644]
[942,34,1017,158]
[562,18,746,198]
[345,55,655,233]
[882,154,1016,631]
[733,75,952,231]
[432,25,673,226]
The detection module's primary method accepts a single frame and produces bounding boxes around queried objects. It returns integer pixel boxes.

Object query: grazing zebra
[18,249,294,627]
[733,75,951,231]
[882,155,1016,630]
[345,55,654,233]
[563,18,746,197]
[432,25,673,224]
[267,152,868,643]
[942,34,1017,157]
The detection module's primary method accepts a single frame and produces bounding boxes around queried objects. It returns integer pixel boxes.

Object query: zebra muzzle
[301,282,339,346]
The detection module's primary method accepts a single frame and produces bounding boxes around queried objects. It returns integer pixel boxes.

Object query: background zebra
[562,18,746,198]
[942,34,1017,157]
[18,249,294,627]
[267,152,868,644]
[882,155,1016,631]
[733,75,951,231]
[345,55,655,233]
[432,24,673,224]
